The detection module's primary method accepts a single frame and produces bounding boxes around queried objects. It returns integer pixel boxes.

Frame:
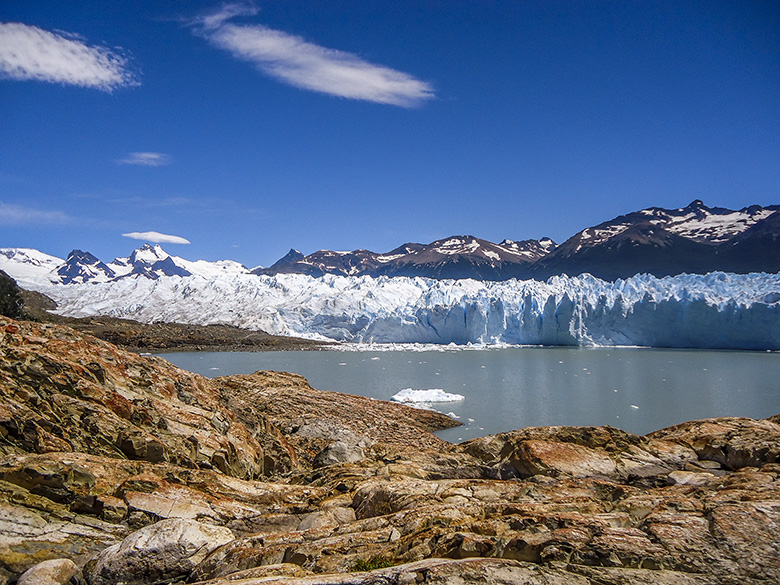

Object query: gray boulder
[314,441,366,468]
[87,518,234,585]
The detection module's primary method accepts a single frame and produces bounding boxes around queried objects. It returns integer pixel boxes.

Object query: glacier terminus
[4,265,779,350]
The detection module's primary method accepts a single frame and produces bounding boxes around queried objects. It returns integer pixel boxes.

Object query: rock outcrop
[87,518,234,585]
[0,315,779,585]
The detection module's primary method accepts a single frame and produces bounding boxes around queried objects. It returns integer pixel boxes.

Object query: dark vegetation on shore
[0,269,328,352]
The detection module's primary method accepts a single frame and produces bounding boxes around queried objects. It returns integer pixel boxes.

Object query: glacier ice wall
[34,271,780,350]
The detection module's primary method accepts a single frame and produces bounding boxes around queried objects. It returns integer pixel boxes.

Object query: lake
[161,346,780,442]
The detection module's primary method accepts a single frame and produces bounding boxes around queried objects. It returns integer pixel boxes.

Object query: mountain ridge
[1,200,778,285]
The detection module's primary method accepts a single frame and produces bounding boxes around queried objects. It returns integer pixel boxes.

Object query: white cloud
[116,152,172,167]
[0,22,138,91]
[122,231,191,245]
[0,201,70,225]
[192,4,435,107]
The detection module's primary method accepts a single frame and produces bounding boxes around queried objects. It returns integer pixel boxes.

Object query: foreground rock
[0,316,779,585]
[16,559,78,585]
[88,518,234,585]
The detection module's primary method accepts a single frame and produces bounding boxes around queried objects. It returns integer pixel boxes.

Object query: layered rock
[0,316,779,585]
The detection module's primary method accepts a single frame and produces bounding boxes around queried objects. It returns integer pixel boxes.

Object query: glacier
[22,271,780,350]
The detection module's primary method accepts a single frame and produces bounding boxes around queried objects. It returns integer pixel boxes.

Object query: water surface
[161,347,780,442]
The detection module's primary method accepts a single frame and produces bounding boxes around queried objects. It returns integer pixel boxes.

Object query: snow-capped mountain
[254,236,558,280]
[106,244,250,281]
[23,271,780,350]
[0,248,63,285]
[57,250,118,284]
[255,201,779,281]
[375,236,557,280]
[0,244,250,288]
[531,200,780,280]
[254,247,385,278]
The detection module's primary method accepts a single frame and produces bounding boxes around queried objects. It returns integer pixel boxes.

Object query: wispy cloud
[191,4,435,107]
[116,152,172,167]
[0,201,70,225]
[0,22,138,91]
[123,231,191,244]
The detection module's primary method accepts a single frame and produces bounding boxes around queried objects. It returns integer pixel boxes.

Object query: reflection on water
[161,347,780,442]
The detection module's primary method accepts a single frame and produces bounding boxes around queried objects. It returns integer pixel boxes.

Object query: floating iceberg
[391,388,465,403]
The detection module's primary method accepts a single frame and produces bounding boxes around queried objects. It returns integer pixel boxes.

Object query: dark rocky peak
[127,256,191,279]
[270,249,305,268]
[58,249,116,284]
[380,242,427,257]
[65,249,100,263]
[683,199,706,211]
[128,243,168,265]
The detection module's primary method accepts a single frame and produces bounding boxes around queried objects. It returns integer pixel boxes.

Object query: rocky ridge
[1,316,779,584]
[249,200,780,280]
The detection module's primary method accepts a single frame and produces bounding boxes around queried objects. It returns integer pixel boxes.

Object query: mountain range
[1,200,778,285]
[257,200,780,281]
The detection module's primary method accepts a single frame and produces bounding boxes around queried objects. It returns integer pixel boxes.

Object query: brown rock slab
[649,416,780,469]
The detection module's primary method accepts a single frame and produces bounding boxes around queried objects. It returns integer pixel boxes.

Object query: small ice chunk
[391,388,465,403]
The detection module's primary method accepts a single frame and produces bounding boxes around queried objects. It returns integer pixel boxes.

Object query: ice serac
[31,271,780,350]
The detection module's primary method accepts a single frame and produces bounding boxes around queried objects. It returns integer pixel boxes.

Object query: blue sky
[1,1,778,268]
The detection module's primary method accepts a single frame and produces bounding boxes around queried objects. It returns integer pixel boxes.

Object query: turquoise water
[161,347,780,442]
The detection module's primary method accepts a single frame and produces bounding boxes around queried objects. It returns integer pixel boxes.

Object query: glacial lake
[160,347,780,443]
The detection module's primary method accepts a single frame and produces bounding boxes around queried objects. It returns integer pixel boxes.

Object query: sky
[1,1,779,268]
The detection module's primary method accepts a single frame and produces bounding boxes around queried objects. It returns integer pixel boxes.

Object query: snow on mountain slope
[0,248,63,286]
[649,201,775,243]
[499,237,556,260]
[175,258,250,277]
[28,271,780,350]
[97,244,248,281]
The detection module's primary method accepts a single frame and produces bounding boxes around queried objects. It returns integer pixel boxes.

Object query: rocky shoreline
[1,315,779,584]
